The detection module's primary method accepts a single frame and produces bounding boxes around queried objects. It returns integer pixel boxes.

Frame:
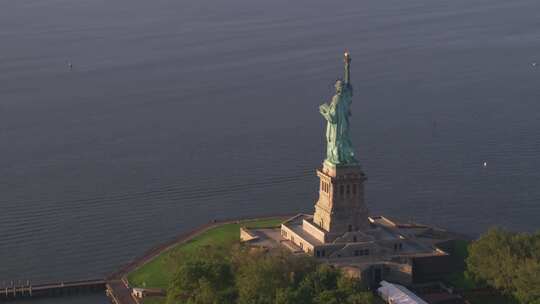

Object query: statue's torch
[344,51,351,84]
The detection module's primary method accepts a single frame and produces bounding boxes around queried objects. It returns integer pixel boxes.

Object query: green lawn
[127,217,286,289]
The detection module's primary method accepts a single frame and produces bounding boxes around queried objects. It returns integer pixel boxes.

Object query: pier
[0,279,105,301]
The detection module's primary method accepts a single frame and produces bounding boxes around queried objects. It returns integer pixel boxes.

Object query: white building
[378,280,428,304]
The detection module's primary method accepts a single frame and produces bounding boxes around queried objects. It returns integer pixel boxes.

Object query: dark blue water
[2,0,540,302]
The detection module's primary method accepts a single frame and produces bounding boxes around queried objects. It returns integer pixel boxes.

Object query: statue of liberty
[319,52,358,165]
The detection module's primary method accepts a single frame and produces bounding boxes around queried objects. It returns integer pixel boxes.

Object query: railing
[0,279,105,300]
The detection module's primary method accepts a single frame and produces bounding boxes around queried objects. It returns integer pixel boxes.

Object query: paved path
[107,280,137,304]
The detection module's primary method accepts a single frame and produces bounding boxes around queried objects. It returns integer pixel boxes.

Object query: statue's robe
[321,86,357,165]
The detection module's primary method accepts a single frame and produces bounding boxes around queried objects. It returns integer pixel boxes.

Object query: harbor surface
[2,0,540,303]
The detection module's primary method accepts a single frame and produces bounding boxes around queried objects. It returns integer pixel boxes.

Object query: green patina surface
[319,52,358,165]
[127,217,286,290]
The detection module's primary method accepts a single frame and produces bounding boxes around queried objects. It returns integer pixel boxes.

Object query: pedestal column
[313,161,369,242]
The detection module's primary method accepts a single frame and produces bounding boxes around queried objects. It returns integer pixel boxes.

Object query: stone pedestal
[313,161,369,242]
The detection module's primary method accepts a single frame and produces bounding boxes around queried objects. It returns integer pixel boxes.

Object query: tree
[167,247,235,304]
[466,228,540,304]
[167,244,374,304]
[513,259,540,304]
[274,287,297,304]
[297,264,373,304]
[302,264,340,294]
[338,276,374,304]
[466,228,516,291]
[233,248,299,304]
[345,293,375,304]
[314,290,340,304]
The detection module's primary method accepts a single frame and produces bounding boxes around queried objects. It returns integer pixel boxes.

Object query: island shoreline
[105,214,295,304]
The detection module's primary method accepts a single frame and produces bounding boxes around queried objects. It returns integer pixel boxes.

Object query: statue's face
[334,80,343,94]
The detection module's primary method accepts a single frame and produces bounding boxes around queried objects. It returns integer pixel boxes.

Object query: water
[8,293,108,304]
[1,0,540,302]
